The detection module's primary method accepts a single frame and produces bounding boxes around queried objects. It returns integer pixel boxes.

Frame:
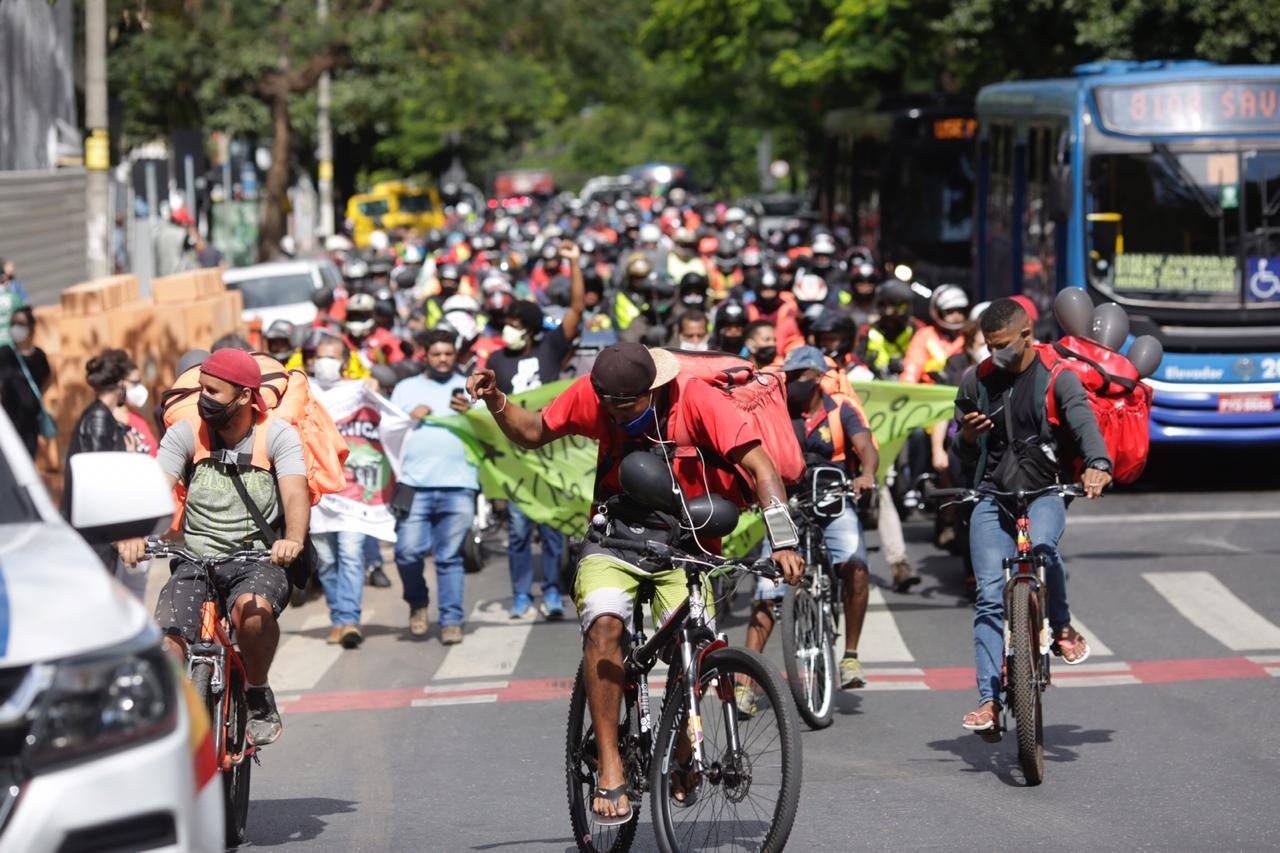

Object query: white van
[0,412,223,852]
[221,258,344,330]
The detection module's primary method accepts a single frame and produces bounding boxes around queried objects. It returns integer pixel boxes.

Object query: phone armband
[762,501,800,551]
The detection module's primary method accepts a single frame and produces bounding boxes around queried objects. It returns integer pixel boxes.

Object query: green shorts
[572,553,715,635]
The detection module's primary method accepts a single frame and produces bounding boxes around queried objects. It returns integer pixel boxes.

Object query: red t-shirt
[541,375,761,507]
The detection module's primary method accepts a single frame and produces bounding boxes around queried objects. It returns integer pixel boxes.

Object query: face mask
[125,383,149,409]
[619,406,656,438]
[991,340,1024,372]
[681,295,704,308]
[679,338,709,352]
[972,344,991,363]
[198,393,240,430]
[346,319,374,338]
[268,346,292,360]
[502,325,529,350]
[786,378,819,414]
[753,345,777,365]
[427,366,455,382]
[754,292,779,311]
[312,357,343,383]
[9,325,30,344]
[719,334,744,354]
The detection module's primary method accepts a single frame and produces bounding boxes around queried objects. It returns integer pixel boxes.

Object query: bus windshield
[399,193,434,213]
[890,144,974,251]
[357,199,390,217]
[1086,148,1280,304]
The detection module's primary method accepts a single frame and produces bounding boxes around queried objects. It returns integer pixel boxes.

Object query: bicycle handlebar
[590,536,781,581]
[144,537,273,566]
[924,483,1087,504]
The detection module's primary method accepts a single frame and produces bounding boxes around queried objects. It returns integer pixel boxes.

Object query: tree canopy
[104,0,1280,210]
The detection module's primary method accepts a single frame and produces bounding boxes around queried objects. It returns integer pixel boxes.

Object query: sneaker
[540,588,565,621]
[245,686,283,746]
[326,626,344,645]
[409,606,431,637]
[734,683,757,718]
[367,566,392,588]
[340,624,363,649]
[510,595,535,620]
[840,656,866,689]
[440,625,464,645]
[891,561,921,593]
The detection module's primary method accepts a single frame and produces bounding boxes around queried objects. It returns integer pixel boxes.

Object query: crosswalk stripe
[845,587,914,663]
[1065,616,1113,657]
[271,610,371,693]
[411,694,498,708]
[434,599,535,680]
[1055,674,1140,688]
[1144,572,1280,651]
[1069,510,1280,525]
[423,680,509,693]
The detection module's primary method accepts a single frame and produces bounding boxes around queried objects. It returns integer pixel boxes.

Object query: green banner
[430,379,958,552]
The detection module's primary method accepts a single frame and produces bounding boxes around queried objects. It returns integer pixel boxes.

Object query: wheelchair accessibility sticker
[1247,257,1280,302]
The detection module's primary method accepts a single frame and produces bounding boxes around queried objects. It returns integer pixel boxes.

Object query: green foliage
[104,0,1280,197]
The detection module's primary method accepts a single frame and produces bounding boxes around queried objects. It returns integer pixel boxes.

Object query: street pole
[315,0,335,238]
[85,0,111,279]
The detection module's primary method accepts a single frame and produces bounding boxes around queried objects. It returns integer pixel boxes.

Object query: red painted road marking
[277,655,1277,716]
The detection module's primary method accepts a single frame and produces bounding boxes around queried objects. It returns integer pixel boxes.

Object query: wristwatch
[1088,460,1112,473]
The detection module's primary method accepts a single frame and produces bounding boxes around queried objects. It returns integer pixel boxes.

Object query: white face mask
[9,325,30,344]
[125,382,149,409]
[312,357,343,382]
[502,324,529,350]
[679,338,709,352]
[346,319,374,338]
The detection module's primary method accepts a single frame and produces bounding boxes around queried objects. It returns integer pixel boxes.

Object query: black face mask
[719,333,744,353]
[755,292,779,312]
[426,366,456,382]
[753,345,777,365]
[198,393,240,431]
[786,378,819,415]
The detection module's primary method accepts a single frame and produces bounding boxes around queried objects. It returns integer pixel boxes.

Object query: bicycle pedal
[977,727,1003,744]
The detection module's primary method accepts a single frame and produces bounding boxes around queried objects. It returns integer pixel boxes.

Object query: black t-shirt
[487,325,572,395]
[977,364,1043,487]
[0,345,50,442]
[792,394,869,474]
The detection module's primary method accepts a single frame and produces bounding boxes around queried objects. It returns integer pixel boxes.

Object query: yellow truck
[345,181,445,247]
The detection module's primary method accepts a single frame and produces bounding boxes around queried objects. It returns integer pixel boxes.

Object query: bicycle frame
[189,597,256,772]
[1000,505,1052,689]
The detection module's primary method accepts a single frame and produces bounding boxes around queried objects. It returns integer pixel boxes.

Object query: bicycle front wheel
[565,661,640,852]
[651,647,802,853]
[1007,583,1045,786]
[223,665,252,845]
[780,583,836,729]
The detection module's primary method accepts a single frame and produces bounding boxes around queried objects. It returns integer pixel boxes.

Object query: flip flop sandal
[962,704,1001,732]
[590,783,633,827]
[1052,629,1091,665]
[670,760,701,809]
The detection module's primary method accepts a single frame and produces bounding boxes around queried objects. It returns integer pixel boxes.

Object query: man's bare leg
[232,594,280,685]
[584,615,629,820]
[744,601,775,653]
[841,560,869,654]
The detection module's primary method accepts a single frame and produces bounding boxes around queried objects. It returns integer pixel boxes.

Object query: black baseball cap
[590,343,680,400]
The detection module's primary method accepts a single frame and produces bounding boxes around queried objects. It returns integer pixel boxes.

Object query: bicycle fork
[1002,517,1051,659]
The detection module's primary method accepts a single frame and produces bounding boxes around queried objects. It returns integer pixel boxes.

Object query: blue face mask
[619,406,656,438]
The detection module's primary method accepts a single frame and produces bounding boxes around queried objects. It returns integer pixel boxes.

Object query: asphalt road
[149,450,1280,852]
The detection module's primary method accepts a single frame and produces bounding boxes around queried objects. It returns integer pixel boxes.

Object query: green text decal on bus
[974,60,1280,445]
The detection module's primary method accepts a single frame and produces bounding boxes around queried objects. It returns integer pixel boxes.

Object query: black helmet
[877,280,914,307]
[438,263,460,282]
[679,272,709,295]
[714,299,748,328]
[683,494,741,539]
[265,319,297,343]
[808,310,856,336]
[619,451,678,512]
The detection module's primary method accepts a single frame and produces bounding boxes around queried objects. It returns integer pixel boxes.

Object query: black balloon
[1091,303,1130,351]
[1054,288,1095,339]
[1127,335,1164,378]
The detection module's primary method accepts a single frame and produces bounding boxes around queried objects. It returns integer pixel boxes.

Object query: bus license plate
[1218,394,1275,414]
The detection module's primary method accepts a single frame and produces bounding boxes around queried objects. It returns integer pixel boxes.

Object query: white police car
[0,411,223,852]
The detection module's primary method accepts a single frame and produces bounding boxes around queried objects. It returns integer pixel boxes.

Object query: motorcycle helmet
[930,284,970,331]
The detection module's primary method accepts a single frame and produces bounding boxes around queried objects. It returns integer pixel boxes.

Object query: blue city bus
[974,61,1280,444]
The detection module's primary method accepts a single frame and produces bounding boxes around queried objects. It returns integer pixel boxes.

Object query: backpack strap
[825,400,846,464]
[227,465,279,547]
[1052,341,1137,394]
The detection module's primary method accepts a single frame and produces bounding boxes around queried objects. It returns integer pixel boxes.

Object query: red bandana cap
[200,349,266,411]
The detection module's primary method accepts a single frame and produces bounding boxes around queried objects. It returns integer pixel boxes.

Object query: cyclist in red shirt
[467,343,804,825]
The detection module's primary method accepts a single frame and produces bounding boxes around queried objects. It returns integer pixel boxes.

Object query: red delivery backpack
[1038,337,1151,484]
[663,349,806,485]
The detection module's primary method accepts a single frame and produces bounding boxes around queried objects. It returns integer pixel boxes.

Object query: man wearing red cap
[118,348,309,747]
[467,342,804,826]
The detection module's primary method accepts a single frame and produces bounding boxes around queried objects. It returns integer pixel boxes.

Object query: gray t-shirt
[159,419,306,557]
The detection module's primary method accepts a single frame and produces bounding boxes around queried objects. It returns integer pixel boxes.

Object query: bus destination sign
[1096,81,1280,135]
[932,117,977,140]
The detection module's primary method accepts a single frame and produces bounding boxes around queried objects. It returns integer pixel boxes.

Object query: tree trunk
[258,93,293,261]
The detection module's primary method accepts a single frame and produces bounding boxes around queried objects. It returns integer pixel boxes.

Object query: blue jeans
[969,494,1071,705]
[362,535,383,568]
[395,487,476,627]
[313,531,366,626]
[508,503,564,600]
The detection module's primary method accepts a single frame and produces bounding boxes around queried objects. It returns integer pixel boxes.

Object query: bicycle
[145,537,271,845]
[925,482,1086,786]
[565,536,803,853]
[776,465,865,730]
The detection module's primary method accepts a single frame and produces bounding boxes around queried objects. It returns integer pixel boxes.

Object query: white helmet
[930,284,970,331]
[793,274,829,304]
[969,300,991,322]
[441,310,479,344]
[368,230,390,252]
[811,233,837,255]
[441,294,481,315]
[724,207,746,224]
[638,223,661,244]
